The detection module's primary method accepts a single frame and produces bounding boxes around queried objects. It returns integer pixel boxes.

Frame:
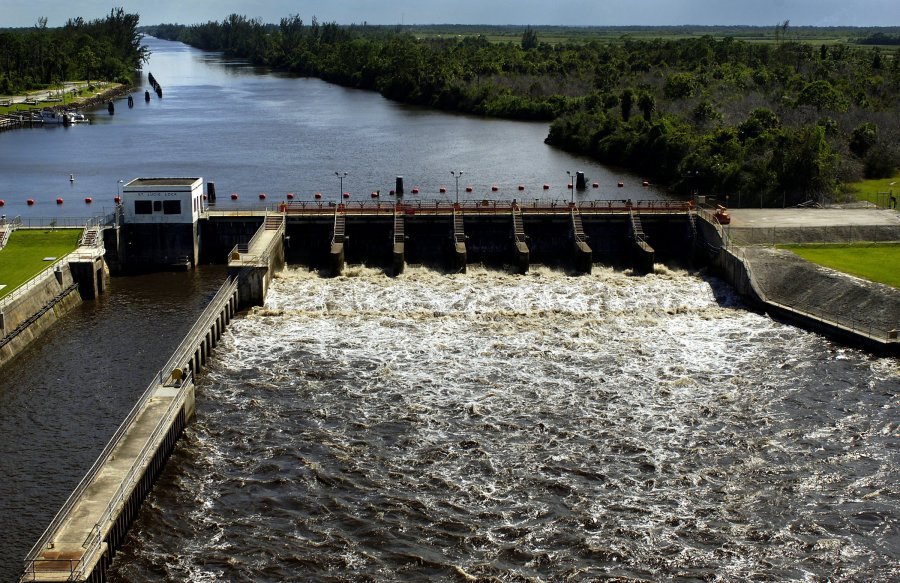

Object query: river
[0,37,897,582]
[0,36,660,221]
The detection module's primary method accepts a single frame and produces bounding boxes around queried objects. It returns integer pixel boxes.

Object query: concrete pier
[570,208,592,274]
[511,205,529,274]
[392,206,405,276]
[21,278,241,583]
[228,213,286,308]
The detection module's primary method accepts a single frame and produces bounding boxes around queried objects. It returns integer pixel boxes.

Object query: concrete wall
[0,264,82,369]
[199,217,264,264]
[121,223,198,269]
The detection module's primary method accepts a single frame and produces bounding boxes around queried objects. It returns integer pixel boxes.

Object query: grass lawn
[0,229,82,299]
[843,173,900,208]
[778,242,900,288]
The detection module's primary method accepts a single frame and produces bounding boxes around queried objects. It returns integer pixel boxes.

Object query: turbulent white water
[110,266,899,582]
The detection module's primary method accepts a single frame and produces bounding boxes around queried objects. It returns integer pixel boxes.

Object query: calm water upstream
[0,36,660,220]
[0,37,897,583]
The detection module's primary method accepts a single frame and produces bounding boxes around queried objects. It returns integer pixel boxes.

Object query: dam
[16,177,706,582]
[12,180,899,582]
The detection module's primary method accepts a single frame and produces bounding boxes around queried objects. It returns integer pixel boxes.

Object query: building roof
[126,178,200,187]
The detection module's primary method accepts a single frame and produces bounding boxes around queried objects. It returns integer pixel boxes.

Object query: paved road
[729,208,900,228]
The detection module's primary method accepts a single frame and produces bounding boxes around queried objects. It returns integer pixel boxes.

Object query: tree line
[0,8,147,95]
[147,17,900,206]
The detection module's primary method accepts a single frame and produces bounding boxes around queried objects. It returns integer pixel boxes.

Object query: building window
[135,200,152,215]
[163,200,182,215]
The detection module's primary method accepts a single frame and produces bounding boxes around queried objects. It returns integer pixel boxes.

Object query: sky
[2,0,898,28]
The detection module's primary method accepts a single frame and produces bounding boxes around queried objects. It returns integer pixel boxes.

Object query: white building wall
[122,178,204,224]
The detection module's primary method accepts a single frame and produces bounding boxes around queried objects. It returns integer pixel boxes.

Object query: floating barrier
[27,199,34,206]
[231,193,238,200]
[84,197,93,204]
[259,193,266,200]
[592,182,599,188]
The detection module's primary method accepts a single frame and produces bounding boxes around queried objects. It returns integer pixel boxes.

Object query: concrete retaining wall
[0,264,82,368]
[701,217,898,353]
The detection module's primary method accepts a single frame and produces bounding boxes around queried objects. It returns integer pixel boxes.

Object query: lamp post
[335,171,347,204]
[451,170,464,206]
[566,170,574,204]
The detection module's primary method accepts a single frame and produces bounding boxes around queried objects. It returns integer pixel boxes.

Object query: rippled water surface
[109,266,898,582]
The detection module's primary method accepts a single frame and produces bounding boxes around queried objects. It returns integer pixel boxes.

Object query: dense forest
[0,8,146,94]
[159,19,900,204]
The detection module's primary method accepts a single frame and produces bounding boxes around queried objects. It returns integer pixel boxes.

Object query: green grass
[0,82,117,115]
[778,242,900,288]
[0,229,82,299]
[843,173,899,208]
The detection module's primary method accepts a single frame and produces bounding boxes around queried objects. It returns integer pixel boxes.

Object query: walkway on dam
[227,213,284,268]
[23,384,186,581]
[725,208,900,245]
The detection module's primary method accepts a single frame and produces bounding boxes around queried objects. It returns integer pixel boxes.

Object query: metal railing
[0,254,71,311]
[226,214,284,267]
[280,199,692,216]
[0,215,21,248]
[23,276,239,579]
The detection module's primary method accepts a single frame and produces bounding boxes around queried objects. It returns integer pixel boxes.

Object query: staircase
[79,226,102,248]
[453,209,465,245]
[393,206,405,246]
[264,213,283,231]
[331,207,345,246]
[571,208,587,245]
[512,205,526,245]
[629,210,647,243]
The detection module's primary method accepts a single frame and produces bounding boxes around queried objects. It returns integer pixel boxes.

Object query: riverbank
[0,83,133,132]
[708,207,900,353]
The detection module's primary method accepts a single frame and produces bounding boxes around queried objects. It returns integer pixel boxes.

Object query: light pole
[451,170,464,205]
[335,171,347,204]
[566,170,575,204]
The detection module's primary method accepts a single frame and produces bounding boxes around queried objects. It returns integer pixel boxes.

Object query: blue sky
[2,0,898,28]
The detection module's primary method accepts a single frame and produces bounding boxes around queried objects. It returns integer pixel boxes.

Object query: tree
[521,26,538,51]
[796,80,846,112]
[620,88,634,122]
[637,92,655,122]
[849,122,878,157]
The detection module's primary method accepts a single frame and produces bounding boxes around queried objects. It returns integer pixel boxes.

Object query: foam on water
[109,266,899,582]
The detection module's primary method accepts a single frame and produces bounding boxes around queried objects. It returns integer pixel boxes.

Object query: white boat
[39,109,88,125]
[39,109,71,125]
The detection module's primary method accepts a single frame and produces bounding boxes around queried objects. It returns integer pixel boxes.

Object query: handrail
[0,253,72,311]
[280,199,692,215]
[23,276,238,575]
